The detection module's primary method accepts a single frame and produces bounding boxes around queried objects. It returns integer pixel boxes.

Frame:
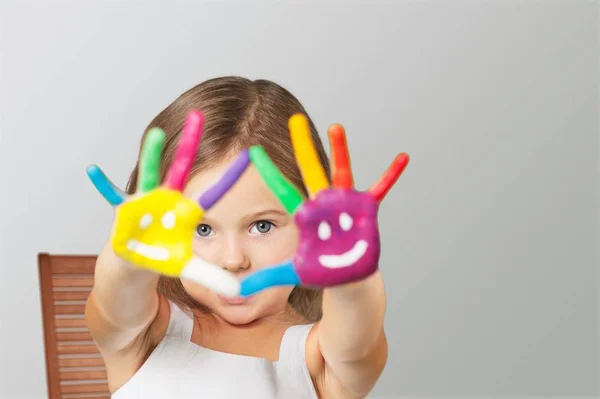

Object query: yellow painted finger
[289,114,329,197]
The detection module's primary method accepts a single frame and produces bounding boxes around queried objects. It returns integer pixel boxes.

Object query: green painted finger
[138,127,166,193]
[249,146,304,214]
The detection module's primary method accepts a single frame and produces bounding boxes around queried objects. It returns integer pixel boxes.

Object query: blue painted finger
[240,261,300,297]
[86,165,125,206]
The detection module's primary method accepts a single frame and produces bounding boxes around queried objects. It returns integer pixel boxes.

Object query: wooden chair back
[38,253,109,398]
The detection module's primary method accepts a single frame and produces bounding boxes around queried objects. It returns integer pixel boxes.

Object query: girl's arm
[85,241,162,353]
[307,271,388,398]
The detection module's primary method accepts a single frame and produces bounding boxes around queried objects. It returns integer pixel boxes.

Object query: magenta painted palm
[240,114,410,296]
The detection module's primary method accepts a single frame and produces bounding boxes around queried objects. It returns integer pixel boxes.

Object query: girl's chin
[215,305,260,325]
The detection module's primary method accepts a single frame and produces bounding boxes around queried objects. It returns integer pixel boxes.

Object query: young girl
[85,76,392,398]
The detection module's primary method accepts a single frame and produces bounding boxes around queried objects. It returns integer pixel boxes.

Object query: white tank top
[112,301,318,398]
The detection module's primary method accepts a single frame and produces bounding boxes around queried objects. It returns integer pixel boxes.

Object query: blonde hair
[125,76,330,322]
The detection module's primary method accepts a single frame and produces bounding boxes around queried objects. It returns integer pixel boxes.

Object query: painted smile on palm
[293,189,380,285]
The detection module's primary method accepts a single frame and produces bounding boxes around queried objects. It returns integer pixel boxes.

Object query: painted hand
[240,114,409,296]
[86,111,249,298]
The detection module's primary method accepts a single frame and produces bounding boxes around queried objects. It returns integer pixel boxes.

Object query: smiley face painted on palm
[112,188,202,276]
[294,190,380,286]
[240,114,410,296]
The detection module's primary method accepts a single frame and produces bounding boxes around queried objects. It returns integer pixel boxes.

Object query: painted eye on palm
[86,110,250,298]
[240,114,410,296]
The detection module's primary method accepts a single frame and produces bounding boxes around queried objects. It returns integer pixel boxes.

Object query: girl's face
[182,153,300,325]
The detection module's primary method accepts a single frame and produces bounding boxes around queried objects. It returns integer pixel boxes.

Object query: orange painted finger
[369,153,410,202]
[327,124,353,189]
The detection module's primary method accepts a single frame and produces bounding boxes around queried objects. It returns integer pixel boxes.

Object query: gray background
[0,1,597,398]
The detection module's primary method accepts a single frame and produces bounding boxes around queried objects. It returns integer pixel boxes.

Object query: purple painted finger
[198,149,250,210]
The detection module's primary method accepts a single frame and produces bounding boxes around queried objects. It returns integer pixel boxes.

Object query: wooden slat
[60,370,107,381]
[59,357,105,368]
[55,318,88,328]
[53,278,95,288]
[54,291,91,301]
[57,345,100,355]
[60,384,109,394]
[57,332,93,341]
[55,305,86,315]
[61,393,110,398]
[53,287,92,293]
[50,256,97,274]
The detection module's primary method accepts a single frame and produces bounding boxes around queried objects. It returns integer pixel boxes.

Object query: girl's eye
[250,220,275,235]
[195,224,214,237]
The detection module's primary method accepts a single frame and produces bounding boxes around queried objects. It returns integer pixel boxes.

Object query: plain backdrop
[0,1,598,398]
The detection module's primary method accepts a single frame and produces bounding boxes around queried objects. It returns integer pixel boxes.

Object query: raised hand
[86,111,249,298]
[240,114,409,296]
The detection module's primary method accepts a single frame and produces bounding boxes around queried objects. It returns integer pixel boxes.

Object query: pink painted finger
[164,110,205,191]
